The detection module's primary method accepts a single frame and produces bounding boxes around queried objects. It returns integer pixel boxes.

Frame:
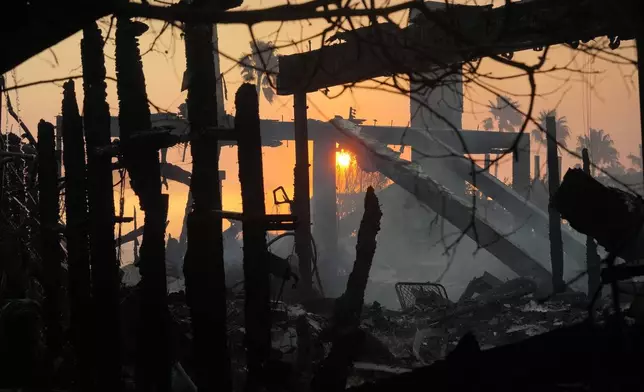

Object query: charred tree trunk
[81,22,121,392]
[183,16,232,392]
[37,120,64,360]
[61,79,93,391]
[582,148,601,297]
[312,187,382,392]
[115,18,171,392]
[546,116,564,293]
[236,84,271,392]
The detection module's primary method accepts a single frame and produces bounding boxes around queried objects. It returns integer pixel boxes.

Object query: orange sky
[3,0,641,248]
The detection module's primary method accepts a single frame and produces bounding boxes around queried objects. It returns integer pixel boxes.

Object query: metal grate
[395,282,449,310]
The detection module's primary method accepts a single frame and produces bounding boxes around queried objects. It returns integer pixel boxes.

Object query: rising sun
[336,150,352,168]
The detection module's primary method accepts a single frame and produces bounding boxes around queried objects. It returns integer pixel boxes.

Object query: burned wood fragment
[81,22,122,391]
[312,187,382,392]
[183,14,231,392]
[551,168,644,261]
[236,83,272,392]
[458,272,502,303]
[116,17,171,391]
[37,120,64,362]
[61,79,93,390]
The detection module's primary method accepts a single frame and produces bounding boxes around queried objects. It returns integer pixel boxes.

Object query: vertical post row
[294,92,313,297]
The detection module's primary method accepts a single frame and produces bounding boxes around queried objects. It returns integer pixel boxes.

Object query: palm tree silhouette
[484,95,523,132]
[575,128,620,176]
[239,40,278,109]
[531,109,570,149]
[483,95,523,177]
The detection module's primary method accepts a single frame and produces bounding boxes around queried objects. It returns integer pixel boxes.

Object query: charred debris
[2,12,644,392]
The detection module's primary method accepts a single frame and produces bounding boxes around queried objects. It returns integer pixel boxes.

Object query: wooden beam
[357,125,523,153]
[101,114,523,153]
[277,0,635,94]
[1,1,112,74]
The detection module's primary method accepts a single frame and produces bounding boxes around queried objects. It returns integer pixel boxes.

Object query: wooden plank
[100,114,522,153]
[331,118,552,284]
[356,125,522,153]
[277,0,634,94]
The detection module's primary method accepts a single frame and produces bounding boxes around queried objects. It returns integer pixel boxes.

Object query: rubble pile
[128,272,602,390]
[364,277,591,368]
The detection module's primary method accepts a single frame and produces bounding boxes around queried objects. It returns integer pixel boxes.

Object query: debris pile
[126,270,600,391]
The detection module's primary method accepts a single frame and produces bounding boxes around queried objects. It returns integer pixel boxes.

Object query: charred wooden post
[183,15,232,392]
[37,120,64,359]
[115,18,171,391]
[55,115,63,178]
[81,23,122,391]
[61,80,93,390]
[534,155,541,180]
[582,148,601,296]
[294,92,313,298]
[547,116,565,293]
[312,187,382,392]
[512,134,531,198]
[235,83,272,391]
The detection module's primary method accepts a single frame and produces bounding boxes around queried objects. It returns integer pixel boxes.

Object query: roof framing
[276,0,635,95]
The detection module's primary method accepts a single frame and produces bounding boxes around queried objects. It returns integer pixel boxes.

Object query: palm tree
[239,40,278,109]
[483,95,522,177]
[575,128,620,176]
[484,95,523,132]
[627,144,642,171]
[531,109,571,149]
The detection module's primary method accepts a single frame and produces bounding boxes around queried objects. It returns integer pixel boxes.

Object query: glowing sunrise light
[336,150,352,168]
